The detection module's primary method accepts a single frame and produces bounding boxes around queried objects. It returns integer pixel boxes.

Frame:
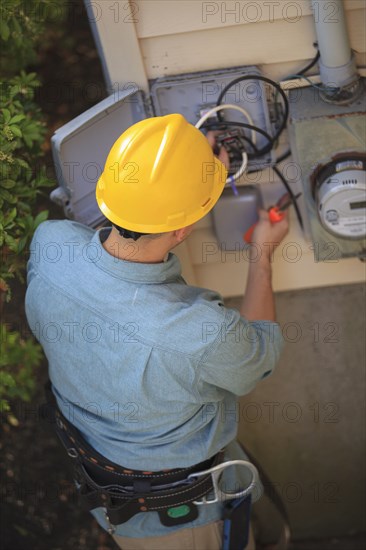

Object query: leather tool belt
[43,384,224,531]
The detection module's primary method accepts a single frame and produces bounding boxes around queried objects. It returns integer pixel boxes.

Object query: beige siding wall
[89,1,365,91]
[133,0,365,79]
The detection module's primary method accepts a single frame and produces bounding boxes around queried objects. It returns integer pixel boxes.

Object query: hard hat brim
[96,156,227,233]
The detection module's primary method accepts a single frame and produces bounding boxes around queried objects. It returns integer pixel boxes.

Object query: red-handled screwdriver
[244,193,301,244]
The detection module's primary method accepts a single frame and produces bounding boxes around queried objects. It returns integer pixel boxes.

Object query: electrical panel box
[149,66,274,171]
[51,89,147,227]
[51,66,275,227]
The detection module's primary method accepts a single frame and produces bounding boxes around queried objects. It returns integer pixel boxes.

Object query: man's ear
[173,225,194,243]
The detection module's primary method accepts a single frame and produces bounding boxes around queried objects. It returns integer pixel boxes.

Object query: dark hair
[113,224,165,241]
[113,224,147,241]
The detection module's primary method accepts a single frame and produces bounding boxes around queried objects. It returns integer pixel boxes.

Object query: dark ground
[1,1,365,549]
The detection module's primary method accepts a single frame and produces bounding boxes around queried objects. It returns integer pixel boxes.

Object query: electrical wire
[273,48,320,165]
[276,149,291,164]
[224,152,248,185]
[231,153,248,182]
[211,52,320,164]
[275,46,334,123]
[273,166,303,229]
[237,135,259,156]
[275,43,321,230]
[201,120,274,158]
[204,118,303,225]
[280,45,320,83]
[216,75,289,147]
[196,105,254,185]
[295,47,320,76]
[202,50,318,217]
[195,104,257,144]
[281,74,339,92]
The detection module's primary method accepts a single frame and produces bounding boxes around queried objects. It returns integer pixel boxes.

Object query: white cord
[195,104,252,183]
[232,152,248,182]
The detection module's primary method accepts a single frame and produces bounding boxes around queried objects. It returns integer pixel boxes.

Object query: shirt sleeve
[197,306,284,397]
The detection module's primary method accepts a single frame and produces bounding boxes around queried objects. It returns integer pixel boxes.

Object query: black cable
[296,45,320,76]
[273,45,320,124]
[270,46,320,164]
[212,50,318,163]
[273,166,303,230]
[276,149,291,164]
[214,131,260,157]
[201,121,274,158]
[271,47,319,165]
[240,135,259,155]
[216,75,289,146]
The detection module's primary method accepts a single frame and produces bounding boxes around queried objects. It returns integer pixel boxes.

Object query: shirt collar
[90,228,182,284]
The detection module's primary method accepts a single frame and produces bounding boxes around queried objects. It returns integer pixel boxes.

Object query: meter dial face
[316,165,366,239]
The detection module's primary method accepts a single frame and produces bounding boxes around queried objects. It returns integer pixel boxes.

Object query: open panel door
[51,89,148,227]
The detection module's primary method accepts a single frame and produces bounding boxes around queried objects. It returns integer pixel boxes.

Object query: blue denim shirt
[25,220,284,537]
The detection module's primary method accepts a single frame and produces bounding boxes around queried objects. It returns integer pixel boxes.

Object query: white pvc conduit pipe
[311,0,358,89]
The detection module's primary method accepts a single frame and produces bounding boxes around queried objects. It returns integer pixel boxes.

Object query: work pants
[112,520,255,550]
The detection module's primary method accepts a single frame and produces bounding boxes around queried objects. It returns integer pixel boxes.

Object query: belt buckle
[187,459,259,505]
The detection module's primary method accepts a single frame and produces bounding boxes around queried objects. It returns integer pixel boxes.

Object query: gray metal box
[51,89,148,226]
[212,186,263,251]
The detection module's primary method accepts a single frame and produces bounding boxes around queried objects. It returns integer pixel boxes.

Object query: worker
[25,114,288,550]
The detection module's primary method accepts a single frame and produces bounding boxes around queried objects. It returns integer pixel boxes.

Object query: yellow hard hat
[96,114,227,233]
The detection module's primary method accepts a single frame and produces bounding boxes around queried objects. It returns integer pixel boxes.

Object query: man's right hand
[206,131,230,171]
[251,208,289,261]
[241,208,289,320]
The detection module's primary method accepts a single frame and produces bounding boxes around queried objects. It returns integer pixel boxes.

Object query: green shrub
[0,71,52,296]
[1,0,66,75]
[0,325,43,413]
[0,0,66,415]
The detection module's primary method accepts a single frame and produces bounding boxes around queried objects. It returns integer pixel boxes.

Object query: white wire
[231,152,248,183]
[195,104,251,183]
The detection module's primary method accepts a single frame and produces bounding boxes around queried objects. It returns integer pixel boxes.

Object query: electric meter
[314,155,366,239]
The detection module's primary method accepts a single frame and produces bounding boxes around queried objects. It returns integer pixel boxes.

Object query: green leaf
[0,372,16,388]
[0,189,16,203]
[9,85,20,97]
[4,233,18,249]
[0,20,10,41]
[2,108,11,123]
[9,114,26,124]
[23,135,33,148]
[12,17,21,35]
[17,200,31,213]
[9,125,22,137]
[34,210,49,228]
[0,180,16,189]
[0,400,10,413]
[4,208,17,225]
[17,159,30,169]
[17,236,28,253]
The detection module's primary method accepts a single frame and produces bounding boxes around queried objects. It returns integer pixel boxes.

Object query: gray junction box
[51,66,274,228]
